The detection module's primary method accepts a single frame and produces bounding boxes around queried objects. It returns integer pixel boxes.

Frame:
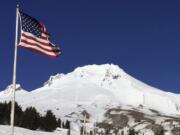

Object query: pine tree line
[0,102,70,132]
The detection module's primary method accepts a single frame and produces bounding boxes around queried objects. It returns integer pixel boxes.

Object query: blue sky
[0,0,180,92]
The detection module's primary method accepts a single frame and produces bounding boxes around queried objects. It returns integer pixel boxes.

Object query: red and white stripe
[18,29,61,57]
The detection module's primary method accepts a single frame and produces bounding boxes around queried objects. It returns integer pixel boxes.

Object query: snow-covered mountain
[1,64,180,134]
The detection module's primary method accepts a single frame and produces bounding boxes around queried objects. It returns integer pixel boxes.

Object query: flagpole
[10,4,19,135]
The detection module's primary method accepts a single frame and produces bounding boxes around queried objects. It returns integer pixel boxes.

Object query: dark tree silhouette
[21,107,40,130]
[40,110,57,131]
[0,102,64,132]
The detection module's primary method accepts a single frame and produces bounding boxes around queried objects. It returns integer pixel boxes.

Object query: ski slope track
[1,64,180,120]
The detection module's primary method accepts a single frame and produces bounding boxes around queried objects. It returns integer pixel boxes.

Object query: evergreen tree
[64,120,70,129]
[40,110,57,131]
[4,102,11,125]
[62,121,66,128]
[57,118,62,128]
[21,107,40,130]
[14,102,23,126]
[0,102,8,124]
[128,129,138,135]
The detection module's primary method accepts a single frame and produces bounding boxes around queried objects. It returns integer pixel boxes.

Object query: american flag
[18,11,61,57]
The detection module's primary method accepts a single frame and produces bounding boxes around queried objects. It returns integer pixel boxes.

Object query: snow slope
[0,126,67,135]
[1,64,180,118]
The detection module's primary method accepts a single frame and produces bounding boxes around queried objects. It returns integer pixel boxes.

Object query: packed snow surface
[0,126,66,135]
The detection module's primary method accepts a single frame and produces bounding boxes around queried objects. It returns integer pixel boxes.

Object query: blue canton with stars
[19,11,42,38]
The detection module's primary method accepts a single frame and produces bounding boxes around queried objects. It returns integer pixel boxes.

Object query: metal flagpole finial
[16,4,19,9]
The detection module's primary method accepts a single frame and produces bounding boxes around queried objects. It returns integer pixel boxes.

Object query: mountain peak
[2,84,24,95]
[43,73,64,87]
[42,64,126,88]
[73,64,125,76]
